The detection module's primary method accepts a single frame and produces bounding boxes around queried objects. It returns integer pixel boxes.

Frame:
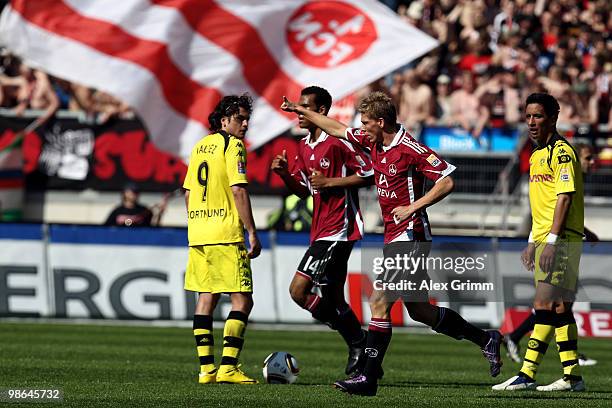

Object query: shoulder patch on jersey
[356,155,367,167]
[426,154,442,167]
[557,154,571,164]
[237,160,246,174]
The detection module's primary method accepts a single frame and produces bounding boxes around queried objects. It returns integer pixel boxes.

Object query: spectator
[14,62,59,117]
[429,74,453,126]
[92,90,133,124]
[539,65,570,99]
[492,31,522,72]
[450,71,483,136]
[398,69,433,130]
[389,71,404,107]
[458,35,493,76]
[0,58,59,133]
[104,184,168,227]
[477,67,521,129]
[490,0,519,51]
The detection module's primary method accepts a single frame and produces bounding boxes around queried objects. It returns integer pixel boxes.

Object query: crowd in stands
[373,0,610,140]
[0,0,609,141]
[0,49,134,127]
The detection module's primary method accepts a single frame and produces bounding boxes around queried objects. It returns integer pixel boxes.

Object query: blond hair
[358,91,397,126]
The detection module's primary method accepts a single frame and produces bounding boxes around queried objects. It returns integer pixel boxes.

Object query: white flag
[0,0,437,159]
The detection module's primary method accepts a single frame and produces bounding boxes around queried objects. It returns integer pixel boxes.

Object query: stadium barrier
[1,224,611,337]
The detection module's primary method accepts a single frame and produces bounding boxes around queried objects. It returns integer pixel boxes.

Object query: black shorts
[296,240,354,285]
[375,241,432,302]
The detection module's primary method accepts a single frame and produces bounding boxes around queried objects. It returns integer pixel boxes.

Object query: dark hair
[358,91,397,126]
[572,142,592,154]
[525,92,560,119]
[208,93,253,132]
[123,182,140,193]
[301,86,332,114]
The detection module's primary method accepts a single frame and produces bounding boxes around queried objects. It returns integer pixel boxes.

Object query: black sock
[433,307,489,348]
[510,310,536,344]
[362,318,392,381]
[336,305,365,346]
[305,294,339,328]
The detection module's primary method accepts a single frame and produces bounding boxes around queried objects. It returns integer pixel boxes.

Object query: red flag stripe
[152,0,304,117]
[10,0,221,127]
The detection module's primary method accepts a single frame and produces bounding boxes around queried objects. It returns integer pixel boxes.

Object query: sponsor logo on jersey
[188,209,226,219]
[377,187,398,198]
[381,157,387,163]
[561,174,570,181]
[320,157,330,168]
[426,153,441,167]
[389,163,397,175]
[530,174,553,182]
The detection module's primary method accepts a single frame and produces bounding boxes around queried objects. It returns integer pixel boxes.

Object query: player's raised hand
[521,243,535,271]
[308,168,330,189]
[280,96,298,112]
[247,231,262,259]
[271,149,289,176]
[391,205,416,224]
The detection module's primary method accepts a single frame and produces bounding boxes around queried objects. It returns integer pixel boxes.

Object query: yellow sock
[520,310,555,380]
[221,311,248,367]
[193,315,215,373]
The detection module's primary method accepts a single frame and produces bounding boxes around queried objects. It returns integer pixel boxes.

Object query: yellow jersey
[528,134,584,243]
[183,131,248,246]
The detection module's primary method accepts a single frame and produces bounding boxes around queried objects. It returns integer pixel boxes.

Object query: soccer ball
[262,351,299,384]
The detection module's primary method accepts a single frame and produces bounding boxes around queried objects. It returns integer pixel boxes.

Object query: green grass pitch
[1,322,611,407]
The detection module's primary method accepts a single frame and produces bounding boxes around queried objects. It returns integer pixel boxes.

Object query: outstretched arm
[281,96,348,139]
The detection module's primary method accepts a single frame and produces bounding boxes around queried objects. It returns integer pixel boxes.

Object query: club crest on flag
[287,1,377,68]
